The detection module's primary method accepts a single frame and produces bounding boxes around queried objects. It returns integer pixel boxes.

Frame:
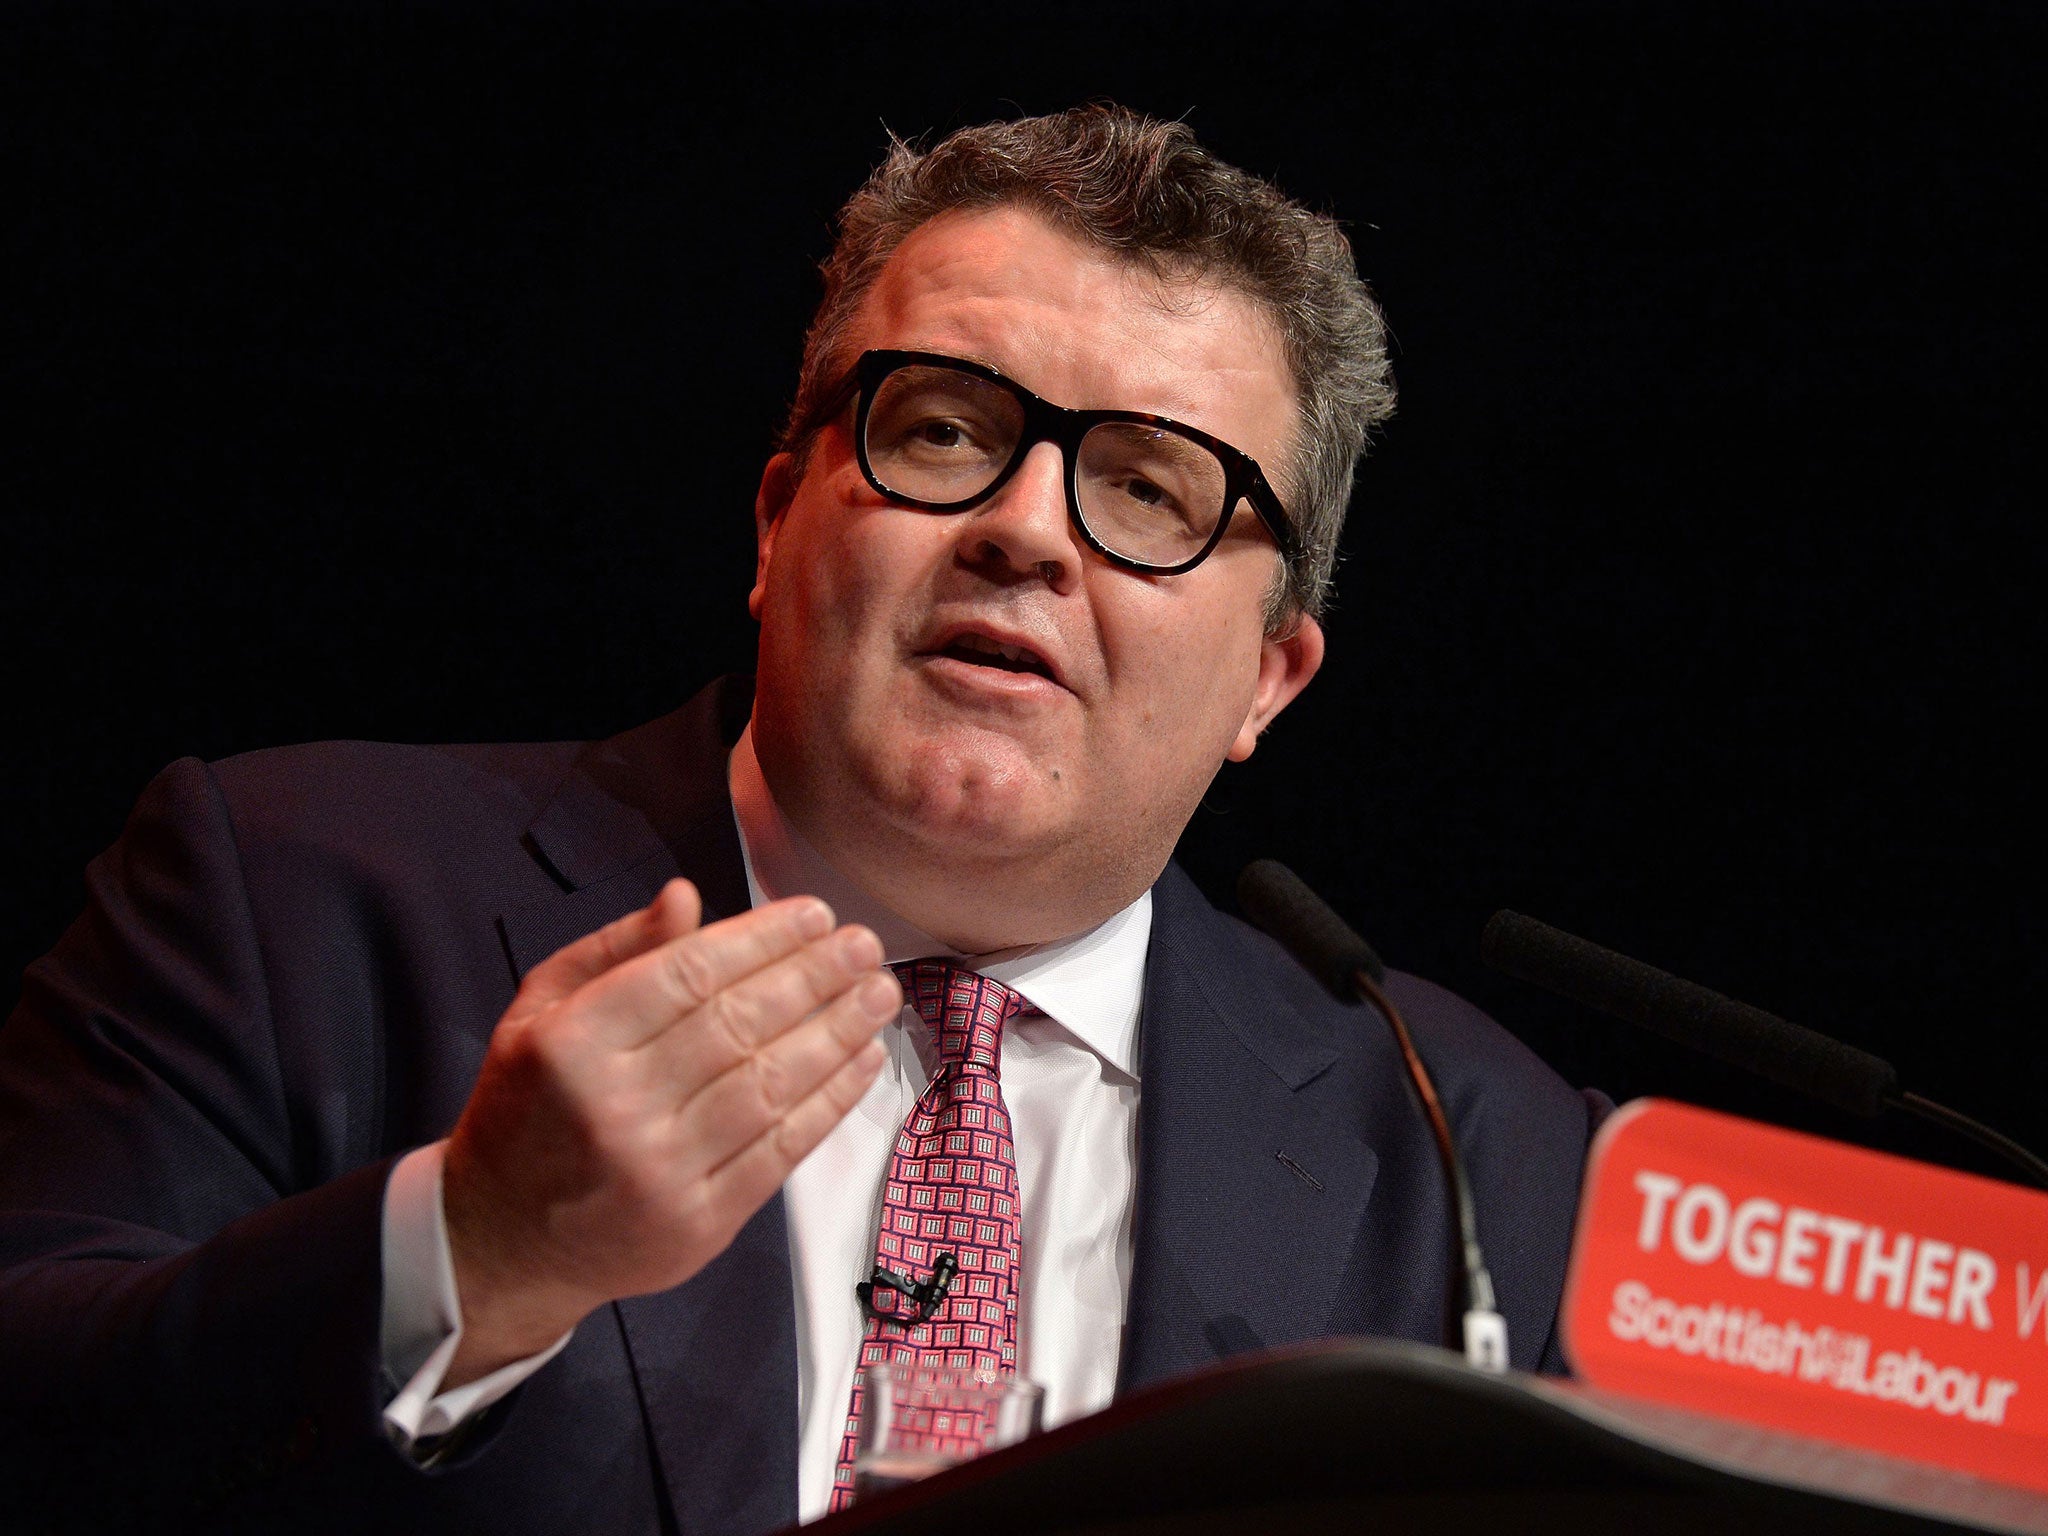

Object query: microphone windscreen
[1238,860,1387,998]
[1480,910,1899,1117]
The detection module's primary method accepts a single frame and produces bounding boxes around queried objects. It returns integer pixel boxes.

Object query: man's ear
[1227,613,1325,762]
[749,453,798,621]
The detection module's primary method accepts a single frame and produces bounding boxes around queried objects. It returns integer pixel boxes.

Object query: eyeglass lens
[864,361,1231,568]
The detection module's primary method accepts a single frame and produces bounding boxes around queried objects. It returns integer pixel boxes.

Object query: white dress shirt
[380,727,1148,1522]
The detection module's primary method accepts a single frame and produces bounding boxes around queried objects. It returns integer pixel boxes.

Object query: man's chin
[872,736,1075,852]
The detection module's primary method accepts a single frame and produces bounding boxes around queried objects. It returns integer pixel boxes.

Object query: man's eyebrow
[894,345,1003,374]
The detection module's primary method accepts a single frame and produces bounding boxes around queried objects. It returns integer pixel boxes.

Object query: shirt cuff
[379,1140,575,1451]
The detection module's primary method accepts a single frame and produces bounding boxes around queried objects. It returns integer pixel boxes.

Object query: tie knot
[891,958,1026,1074]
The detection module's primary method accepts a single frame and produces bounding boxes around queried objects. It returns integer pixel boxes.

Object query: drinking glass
[850,1363,1044,1500]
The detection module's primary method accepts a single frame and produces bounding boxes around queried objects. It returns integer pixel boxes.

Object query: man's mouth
[931,632,1057,681]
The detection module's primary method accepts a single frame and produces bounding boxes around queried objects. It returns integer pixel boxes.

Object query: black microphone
[1238,858,1388,992]
[1481,910,2048,1189]
[1238,860,1508,1372]
[857,1250,960,1326]
[1480,910,1896,1116]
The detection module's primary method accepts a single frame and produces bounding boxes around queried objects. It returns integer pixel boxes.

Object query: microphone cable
[1239,860,1509,1372]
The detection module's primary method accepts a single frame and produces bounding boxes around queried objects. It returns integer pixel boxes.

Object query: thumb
[513,878,704,1012]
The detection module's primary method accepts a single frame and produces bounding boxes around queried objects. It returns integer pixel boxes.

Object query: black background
[5,3,2042,1174]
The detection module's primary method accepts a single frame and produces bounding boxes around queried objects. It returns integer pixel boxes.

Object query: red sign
[1562,1099,2048,1494]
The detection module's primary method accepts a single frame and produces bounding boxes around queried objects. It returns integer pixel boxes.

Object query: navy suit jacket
[0,677,1602,1533]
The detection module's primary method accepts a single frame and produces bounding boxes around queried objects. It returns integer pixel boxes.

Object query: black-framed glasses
[830,349,1301,576]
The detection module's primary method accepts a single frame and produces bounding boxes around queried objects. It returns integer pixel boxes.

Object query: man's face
[749,205,1323,950]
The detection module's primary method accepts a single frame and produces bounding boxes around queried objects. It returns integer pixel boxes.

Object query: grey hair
[778,103,1396,626]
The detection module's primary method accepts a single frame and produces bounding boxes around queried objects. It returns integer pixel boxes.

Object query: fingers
[646,921,890,1077]
[567,892,839,1047]
[516,878,707,1011]
[698,1030,893,1224]
[666,964,902,1169]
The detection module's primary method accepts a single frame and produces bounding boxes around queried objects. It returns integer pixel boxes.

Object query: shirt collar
[728,724,1147,1083]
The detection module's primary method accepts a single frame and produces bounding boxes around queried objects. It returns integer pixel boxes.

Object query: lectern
[804,1340,2048,1535]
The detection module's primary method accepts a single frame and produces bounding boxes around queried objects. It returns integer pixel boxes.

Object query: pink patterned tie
[829,959,1029,1510]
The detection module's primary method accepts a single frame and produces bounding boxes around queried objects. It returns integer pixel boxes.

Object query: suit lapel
[612,1204,797,1536]
[1118,865,1381,1391]
[498,679,756,992]
[497,678,799,1535]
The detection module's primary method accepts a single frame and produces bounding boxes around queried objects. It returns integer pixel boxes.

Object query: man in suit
[0,106,1601,1532]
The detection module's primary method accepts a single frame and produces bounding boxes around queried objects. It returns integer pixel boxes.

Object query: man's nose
[956,440,1080,590]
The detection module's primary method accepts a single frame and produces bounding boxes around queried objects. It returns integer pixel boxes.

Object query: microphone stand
[1240,860,1509,1372]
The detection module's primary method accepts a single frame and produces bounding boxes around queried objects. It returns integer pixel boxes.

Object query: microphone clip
[856,1251,959,1327]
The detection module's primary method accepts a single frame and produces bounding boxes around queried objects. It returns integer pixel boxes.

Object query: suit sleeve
[0,757,428,1528]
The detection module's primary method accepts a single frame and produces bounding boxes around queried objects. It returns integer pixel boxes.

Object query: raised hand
[440,878,898,1384]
